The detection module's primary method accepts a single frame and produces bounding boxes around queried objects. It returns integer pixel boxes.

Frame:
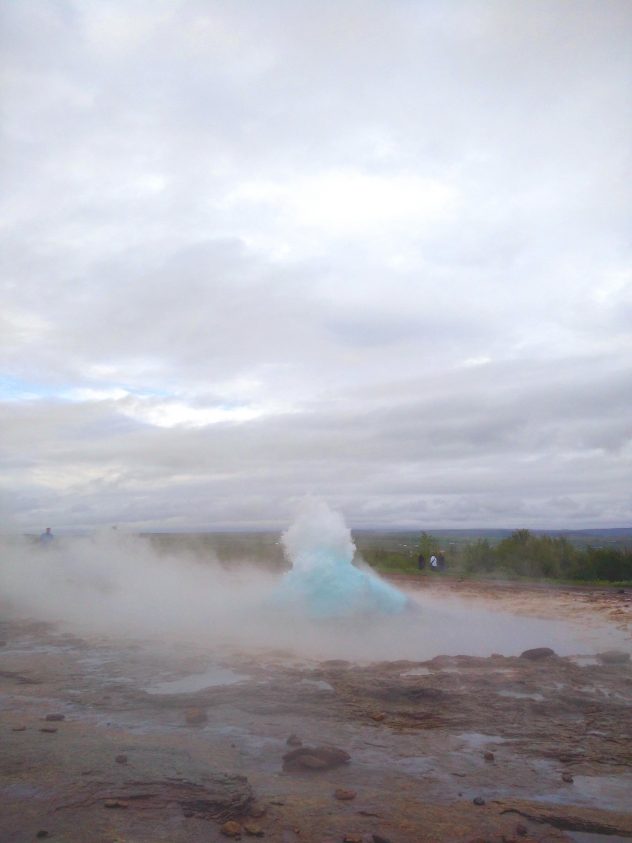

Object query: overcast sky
[1,0,631,532]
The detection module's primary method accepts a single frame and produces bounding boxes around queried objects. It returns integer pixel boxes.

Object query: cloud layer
[1,0,631,530]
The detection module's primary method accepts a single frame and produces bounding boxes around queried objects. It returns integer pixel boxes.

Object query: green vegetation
[356,529,632,584]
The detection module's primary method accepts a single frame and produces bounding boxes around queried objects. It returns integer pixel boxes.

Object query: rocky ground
[1,579,631,843]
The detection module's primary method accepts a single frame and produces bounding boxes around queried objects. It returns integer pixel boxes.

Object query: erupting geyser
[274,500,410,618]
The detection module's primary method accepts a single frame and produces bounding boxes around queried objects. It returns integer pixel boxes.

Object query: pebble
[343,835,363,843]
[35,832,49,839]
[45,714,65,722]
[249,803,267,818]
[221,821,242,838]
[373,835,393,843]
[286,734,302,746]
[39,727,58,733]
[473,796,486,806]
[370,712,386,721]
[516,824,528,836]
[12,725,27,732]
[114,754,128,764]
[334,788,357,801]
[104,799,127,809]
[484,751,495,761]
[562,772,574,783]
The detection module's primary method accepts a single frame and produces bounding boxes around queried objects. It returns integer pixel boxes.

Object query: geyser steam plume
[275,500,410,618]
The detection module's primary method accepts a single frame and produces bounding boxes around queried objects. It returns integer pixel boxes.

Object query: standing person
[437,550,446,571]
[417,553,426,571]
[430,554,438,570]
[39,527,54,545]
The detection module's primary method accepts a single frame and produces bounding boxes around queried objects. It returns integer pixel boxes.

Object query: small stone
[114,754,128,764]
[104,799,127,809]
[520,647,556,660]
[373,836,393,843]
[343,835,363,843]
[286,734,302,746]
[249,804,267,818]
[472,796,486,806]
[484,751,495,761]
[185,707,208,725]
[370,712,386,721]
[516,824,528,836]
[12,725,27,731]
[39,727,58,733]
[334,788,357,801]
[221,821,242,838]
[244,823,264,836]
[45,714,65,722]
[36,832,49,839]
[562,772,574,783]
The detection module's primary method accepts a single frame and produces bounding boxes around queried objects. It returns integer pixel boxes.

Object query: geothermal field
[1,504,631,843]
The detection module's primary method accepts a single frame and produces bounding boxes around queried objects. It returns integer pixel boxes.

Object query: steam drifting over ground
[0,503,627,662]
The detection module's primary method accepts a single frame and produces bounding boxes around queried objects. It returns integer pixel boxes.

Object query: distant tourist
[417,553,426,571]
[437,550,446,571]
[430,554,438,570]
[39,527,54,545]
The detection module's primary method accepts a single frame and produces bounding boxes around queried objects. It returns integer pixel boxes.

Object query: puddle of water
[497,690,545,701]
[452,732,505,750]
[298,678,334,691]
[146,665,250,694]
[400,668,433,677]
[570,656,600,667]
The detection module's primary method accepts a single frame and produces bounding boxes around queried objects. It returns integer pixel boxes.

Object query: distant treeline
[461,529,632,582]
[359,529,632,583]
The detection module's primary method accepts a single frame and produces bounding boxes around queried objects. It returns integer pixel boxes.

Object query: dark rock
[39,727,57,733]
[286,734,302,747]
[516,823,528,836]
[370,712,386,721]
[484,751,495,761]
[473,796,486,806]
[334,788,357,800]
[373,836,393,843]
[185,707,208,725]
[44,714,65,722]
[598,650,630,665]
[115,754,128,764]
[520,647,556,660]
[35,832,49,839]
[221,820,242,837]
[282,745,350,772]
[562,772,574,783]
[104,799,127,809]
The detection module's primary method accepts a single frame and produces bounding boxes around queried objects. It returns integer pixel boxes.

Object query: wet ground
[1,578,631,843]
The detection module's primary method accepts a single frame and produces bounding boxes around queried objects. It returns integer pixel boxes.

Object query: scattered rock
[598,650,630,665]
[562,773,574,783]
[244,823,264,836]
[104,799,127,809]
[12,725,27,731]
[370,712,386,722]
[35,832,49,839]
[343,835,363,843]
[249,803,267,818]
[185,707,208,725]
[373,835,393,843]
[282,745,350,772]
[39,727,58,733]
[473,796,486,806]
[44,713,65,722]
[484,751,495,761]
[516,824,528,836]
[115,754,128,764]
[221,820,242,837]
[520,647,556,661]
[334,788,357,801]
[286,734,302,746]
